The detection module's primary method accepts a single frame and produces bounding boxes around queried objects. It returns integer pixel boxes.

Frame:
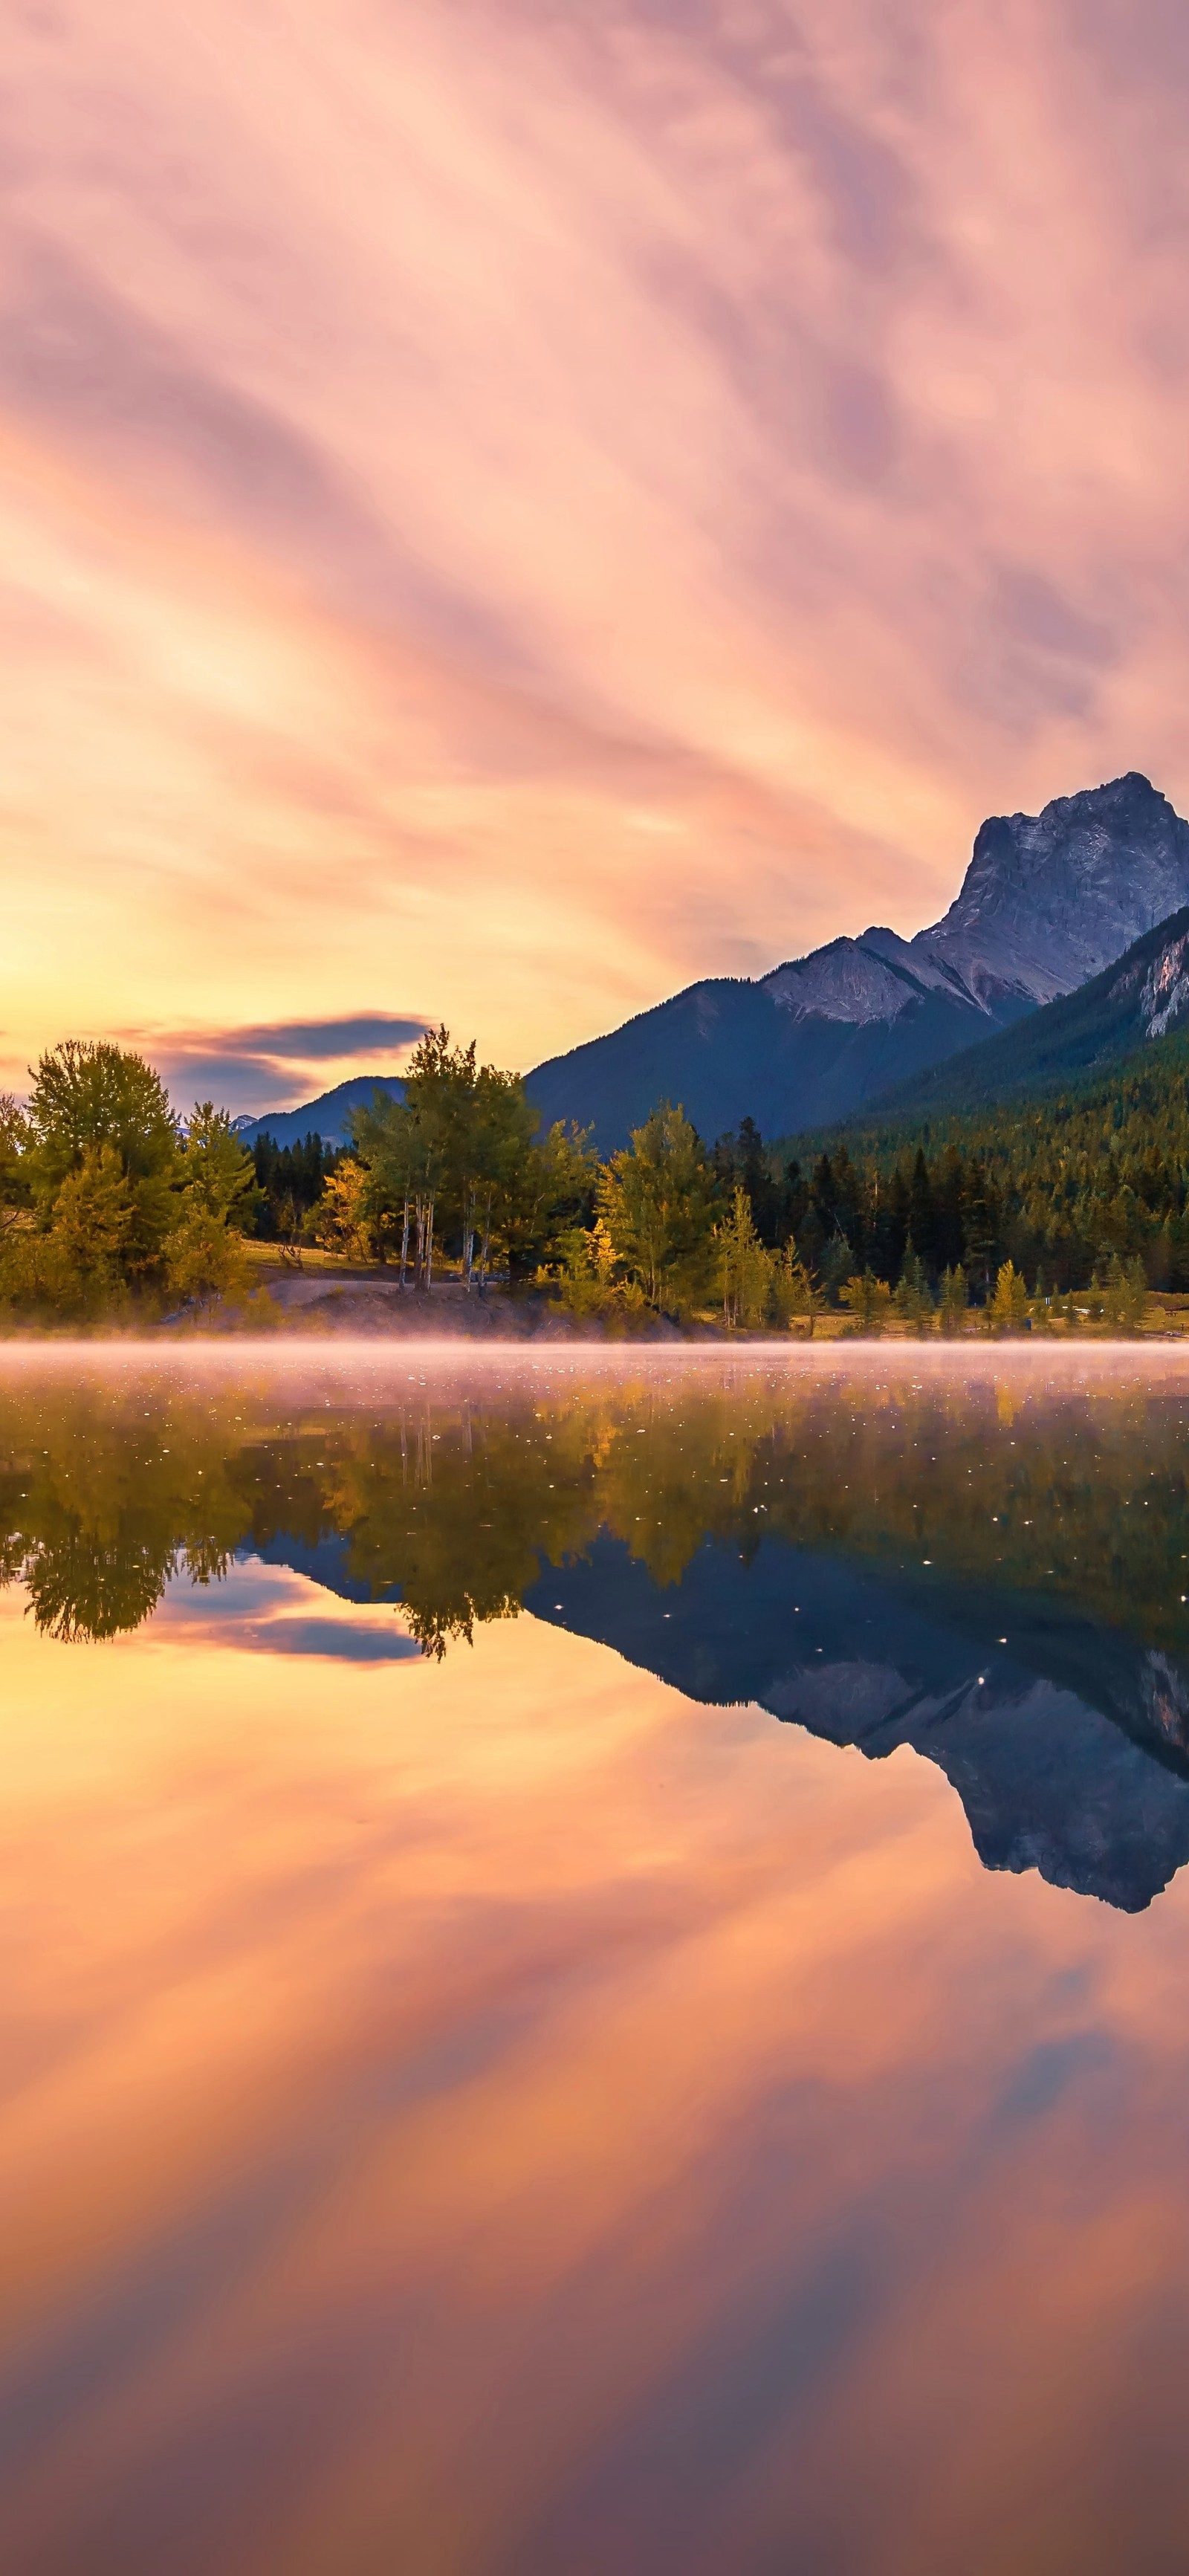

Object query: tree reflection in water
[0,1364,1185,1655]
[7,1361,1189,1906]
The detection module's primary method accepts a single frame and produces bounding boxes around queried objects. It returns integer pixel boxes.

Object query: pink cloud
[3,1,1189,1078]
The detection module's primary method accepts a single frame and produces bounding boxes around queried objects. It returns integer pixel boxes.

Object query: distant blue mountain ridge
[233,1072,405,1149]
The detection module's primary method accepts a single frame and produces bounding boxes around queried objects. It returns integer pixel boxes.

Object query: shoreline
[1,1273,1188,1347]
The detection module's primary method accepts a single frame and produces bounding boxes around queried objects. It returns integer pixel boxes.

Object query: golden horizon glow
[6,5,1189,1106]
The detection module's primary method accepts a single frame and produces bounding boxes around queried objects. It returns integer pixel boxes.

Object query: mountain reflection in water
[6,1350,1189,1912]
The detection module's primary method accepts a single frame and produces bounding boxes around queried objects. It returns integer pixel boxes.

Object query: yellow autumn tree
[314,1158,376,1263]
[988,1259,1030,1333]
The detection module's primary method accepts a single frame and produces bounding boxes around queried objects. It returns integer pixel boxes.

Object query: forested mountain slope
[855,905,1189,1125]
[774,1025,1189,1295]
[524,957,1020,1152]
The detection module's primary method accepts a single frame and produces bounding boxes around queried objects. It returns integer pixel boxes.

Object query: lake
[6,1342,1189,2574]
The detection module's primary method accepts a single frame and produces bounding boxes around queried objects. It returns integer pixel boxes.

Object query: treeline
[324,1032,1078,1332]
[323,1029,816,1324]
[250,1131,343,1244]
[7,1015,1184,1328]
[253,1022,1189,1324]
[778,1032,1189,1297]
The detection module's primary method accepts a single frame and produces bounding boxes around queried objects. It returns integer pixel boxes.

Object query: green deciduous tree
[352,1032,593,1289]
[0,1052,265,1317]
[352,1038,456,1287]
[597,1104,717,1313]
[165,1105,259,1304]
[0,1096,30,1217]
[176,1104,259,1229]
[22,1041,180,1296]
[501,1114,594,1283]
[45,1146,137,1315]
[27,1041,178,1263]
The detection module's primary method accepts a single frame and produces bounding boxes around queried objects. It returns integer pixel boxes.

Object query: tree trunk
[425,1192,435,1290]
[400,1193,410,1289]
[479,1191,493,1292]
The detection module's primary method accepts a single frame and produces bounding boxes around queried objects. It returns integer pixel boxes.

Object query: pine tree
[938,1264,968,1336]
[718,1185,774,1328]
[772,1238,822,1334]
[820,1231,855,1304]
[892,1240,934,1333]
[1101,1252,1148,1335]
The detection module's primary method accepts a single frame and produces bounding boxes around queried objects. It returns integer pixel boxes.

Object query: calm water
[7,1342,1189,2574]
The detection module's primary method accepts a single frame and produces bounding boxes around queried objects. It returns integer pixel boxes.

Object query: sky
[7,1,1189,1112]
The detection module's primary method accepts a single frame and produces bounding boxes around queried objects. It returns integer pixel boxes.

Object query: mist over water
[6,1344,1189,2571]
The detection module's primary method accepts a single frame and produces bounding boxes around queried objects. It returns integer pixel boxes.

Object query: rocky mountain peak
[916,772,1189,1009]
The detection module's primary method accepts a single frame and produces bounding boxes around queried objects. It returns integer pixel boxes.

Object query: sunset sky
[7,1,1189,1111]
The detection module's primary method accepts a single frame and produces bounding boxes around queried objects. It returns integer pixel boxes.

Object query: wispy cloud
[124,1013,428,1114]
[203,1014,428,1061]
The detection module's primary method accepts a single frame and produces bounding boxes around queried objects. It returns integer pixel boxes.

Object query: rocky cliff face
[916,771,1189,1009]
[526,773,1189,1144]
[761,925,975,1025]
[1115,925,1189,1041]
[759,772,1189,1029]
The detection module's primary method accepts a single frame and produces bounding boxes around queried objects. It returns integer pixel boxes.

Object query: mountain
[526,774,1189,1148]
[840,903,1189,1131]
[523,1536,1189,1913]
[234,1072,405,1149]
[915,768,1189,1007]
[245,1519,1189,1912]
[525,943,1028,1151]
